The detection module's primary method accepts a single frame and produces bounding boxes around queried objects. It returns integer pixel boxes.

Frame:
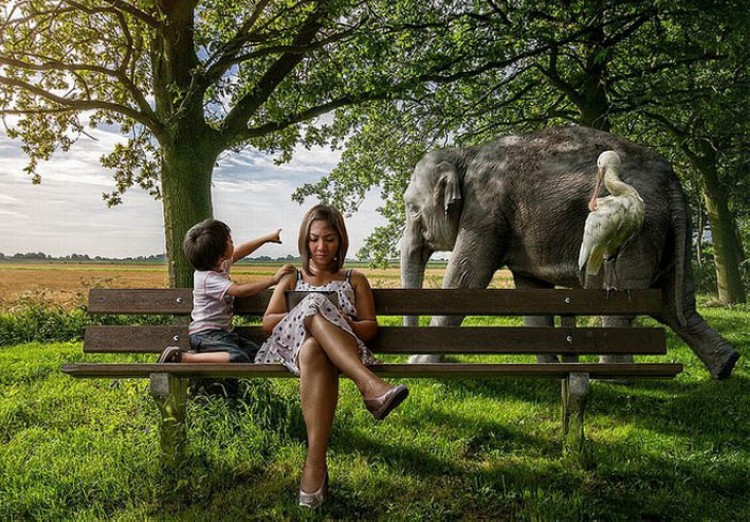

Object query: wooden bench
[62,288,682,465]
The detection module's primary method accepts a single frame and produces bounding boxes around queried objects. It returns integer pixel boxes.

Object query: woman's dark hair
[183,219,231,271]
[298,205,349,275]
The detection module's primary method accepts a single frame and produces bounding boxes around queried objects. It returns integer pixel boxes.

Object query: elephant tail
[669,178,688,326]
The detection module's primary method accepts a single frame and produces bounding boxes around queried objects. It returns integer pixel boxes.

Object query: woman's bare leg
[305,313,391,399]
[298,337,338,492]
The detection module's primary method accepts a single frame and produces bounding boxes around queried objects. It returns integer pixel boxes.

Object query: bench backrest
[84,288,666,357]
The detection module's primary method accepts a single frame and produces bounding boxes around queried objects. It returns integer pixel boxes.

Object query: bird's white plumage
[578,151,645,280]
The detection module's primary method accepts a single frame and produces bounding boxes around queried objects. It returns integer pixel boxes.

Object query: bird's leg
[603,256,619,298]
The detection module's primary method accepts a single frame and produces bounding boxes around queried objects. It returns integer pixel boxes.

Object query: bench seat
[63,287,681,465]
[63,362,683,379]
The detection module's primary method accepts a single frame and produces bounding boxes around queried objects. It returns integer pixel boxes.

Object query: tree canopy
[1,0,462,285]
[2,0,748,299]
[297,0,749,301]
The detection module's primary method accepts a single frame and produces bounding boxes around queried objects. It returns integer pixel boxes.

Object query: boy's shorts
[189,329,259,363]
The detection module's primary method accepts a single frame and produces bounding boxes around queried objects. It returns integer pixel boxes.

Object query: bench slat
[61,362,683,379]
[88,288,196,314]
[87,288,664,316]
[373,288,663,316]
[84,325,666,355]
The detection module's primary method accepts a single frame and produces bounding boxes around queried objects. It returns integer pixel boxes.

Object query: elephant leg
[659,281,739,379]
[408,315,464,364]
[597,251,652,365]
[513,273,559,363]
[409,235,499,365]
[600,315,634,364]
[598,315,635,385]
[603,258,619,291]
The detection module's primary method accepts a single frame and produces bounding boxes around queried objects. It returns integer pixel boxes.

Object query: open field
[0,261,513,310]
[1,309,748,519]
[1,262,748,518]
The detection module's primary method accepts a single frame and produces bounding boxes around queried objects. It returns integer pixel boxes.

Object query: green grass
[0,305,748,520]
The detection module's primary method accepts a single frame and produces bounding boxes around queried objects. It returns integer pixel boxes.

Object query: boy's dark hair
[183,219,231,271]
[298,204,349,275]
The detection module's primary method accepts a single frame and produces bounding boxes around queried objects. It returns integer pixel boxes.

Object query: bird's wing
[579,198,629,274]
[579,210,608,274]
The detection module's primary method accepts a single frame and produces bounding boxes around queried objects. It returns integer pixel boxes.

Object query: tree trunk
[160,142,218,288]
[702,188,746,303]
[692,147,746,303]
[579,9,611,132]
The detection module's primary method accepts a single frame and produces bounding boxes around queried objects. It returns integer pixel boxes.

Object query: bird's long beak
[588,166,604,212]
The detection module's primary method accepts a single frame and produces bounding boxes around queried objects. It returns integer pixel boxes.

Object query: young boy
[157,219,294,364]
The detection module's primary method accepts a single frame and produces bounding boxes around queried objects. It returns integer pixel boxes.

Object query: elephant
[400,125,739,379]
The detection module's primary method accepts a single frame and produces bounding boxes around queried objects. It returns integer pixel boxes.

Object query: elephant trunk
[400,226,434,327]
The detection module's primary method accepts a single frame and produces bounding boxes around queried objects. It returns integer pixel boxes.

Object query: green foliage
[1,303,749,518]
[288,0,750,288]
[0,295,90,345]
[692,259,719,296]
[0,293,173,346]
[2,1,748,289]
[0,0,468,285]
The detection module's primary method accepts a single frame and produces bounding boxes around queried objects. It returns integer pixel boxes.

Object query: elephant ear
[436,161,462,215]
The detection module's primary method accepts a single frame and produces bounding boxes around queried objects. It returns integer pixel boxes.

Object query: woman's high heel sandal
[364,384,409,421]
[298,468,328,510]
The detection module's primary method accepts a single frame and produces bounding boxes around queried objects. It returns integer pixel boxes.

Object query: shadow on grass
[587,374,750,448]
[92,342,750,519]
[433,373,563,407]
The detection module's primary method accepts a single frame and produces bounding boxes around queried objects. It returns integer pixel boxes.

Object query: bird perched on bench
[578,150,645,291]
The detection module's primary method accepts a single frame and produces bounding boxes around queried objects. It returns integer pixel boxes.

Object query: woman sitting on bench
[255,204,409,510]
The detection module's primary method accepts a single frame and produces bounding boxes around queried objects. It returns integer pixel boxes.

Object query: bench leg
[150,372,188,466]
[562,372,590,464]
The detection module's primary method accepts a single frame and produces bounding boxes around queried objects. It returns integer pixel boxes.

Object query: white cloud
[0,131,387,259]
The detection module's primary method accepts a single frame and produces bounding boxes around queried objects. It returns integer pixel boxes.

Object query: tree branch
[239,91,390,142]
[0,74,163,137]
[534,47,585,108]
[0,56,157,126]
[220,1,330,144]
[102,0,159,27]
[204,20,361,87]
[610,53,724,83]
[202,0,272,75]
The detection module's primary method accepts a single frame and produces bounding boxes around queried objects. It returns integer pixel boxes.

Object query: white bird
[578,150,645,289]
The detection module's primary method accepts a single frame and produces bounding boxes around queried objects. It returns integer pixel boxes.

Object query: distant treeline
[0,252,294,263]
[0,252,448,267]
[0,252,168,262]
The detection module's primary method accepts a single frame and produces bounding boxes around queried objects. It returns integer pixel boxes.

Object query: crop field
[0,261,513,310]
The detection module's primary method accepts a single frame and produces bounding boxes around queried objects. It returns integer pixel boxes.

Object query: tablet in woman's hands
[284,291,339,310]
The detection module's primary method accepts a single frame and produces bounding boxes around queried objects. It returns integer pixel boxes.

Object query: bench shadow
[588,373,750,450]
[166,370,749,517]
[328,406,561,477]
[430,375,563,407]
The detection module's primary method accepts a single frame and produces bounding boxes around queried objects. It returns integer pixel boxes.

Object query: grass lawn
[1,304,748,520]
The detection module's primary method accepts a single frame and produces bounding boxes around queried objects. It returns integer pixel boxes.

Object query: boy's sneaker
[157,346,183,363]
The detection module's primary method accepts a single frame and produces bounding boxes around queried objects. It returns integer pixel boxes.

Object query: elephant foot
[599,354,634,364]
[408,354,443,364]
[599,354,634,385]
[536,355,559,363]
[708,349,740,380]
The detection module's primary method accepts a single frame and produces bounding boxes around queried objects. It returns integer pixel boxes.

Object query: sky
[0,126,388,259]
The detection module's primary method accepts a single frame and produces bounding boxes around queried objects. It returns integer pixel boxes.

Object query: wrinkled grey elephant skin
[400,125,739,379]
